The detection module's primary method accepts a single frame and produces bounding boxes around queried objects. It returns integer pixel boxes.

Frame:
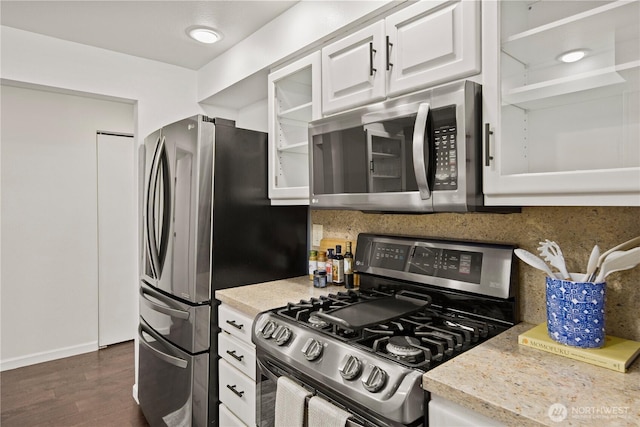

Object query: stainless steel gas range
[252,233,519,427]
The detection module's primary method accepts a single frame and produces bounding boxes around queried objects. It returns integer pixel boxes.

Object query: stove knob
[301,338,323,361]
[260,320,277,339]
[361,365,387,393]
[338,355,362,380]
[273,325,292,346]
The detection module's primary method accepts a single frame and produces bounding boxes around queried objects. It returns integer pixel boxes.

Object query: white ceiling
[0,1,299,70]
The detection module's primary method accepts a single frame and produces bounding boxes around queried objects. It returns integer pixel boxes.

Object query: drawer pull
[226,384,245,398]
[226,319,244,330]
[226,350,244,362]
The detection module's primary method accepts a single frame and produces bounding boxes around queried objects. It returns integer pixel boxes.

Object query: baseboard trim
[132,383,139,404]
[0,341,98,371]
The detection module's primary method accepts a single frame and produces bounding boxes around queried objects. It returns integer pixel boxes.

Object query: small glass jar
[313,270,327,288]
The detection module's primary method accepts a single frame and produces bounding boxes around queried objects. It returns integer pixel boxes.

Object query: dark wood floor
[1,341,149,427]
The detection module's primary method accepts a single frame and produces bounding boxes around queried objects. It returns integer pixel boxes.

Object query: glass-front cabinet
[268,52,321,205]
[483,0,640,205]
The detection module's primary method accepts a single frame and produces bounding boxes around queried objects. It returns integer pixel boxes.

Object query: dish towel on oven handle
[308,395,352,427]
[275,376,312,427]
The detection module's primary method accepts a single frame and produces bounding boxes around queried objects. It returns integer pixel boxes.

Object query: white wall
[0,85,134,369]
[1,26,200,139]
[0,26,200,372]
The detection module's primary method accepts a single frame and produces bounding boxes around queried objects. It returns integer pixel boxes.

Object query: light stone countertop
[215,275,337,318]
[216,278,640,427]
[422,322,640,427]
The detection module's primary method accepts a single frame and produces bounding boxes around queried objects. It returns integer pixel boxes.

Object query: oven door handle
[139,323,189,369]
[412,103,431,200]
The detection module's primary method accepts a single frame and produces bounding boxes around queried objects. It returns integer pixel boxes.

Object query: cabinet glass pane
[499,0,639,174]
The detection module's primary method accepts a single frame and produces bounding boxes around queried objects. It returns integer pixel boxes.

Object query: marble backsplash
[310,206,640,341]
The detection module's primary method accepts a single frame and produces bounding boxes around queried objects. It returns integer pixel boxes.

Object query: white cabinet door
[219,359,257,427]
[482,0,640,206]
[219,303,254,344]
[322,20,386,114]
[268,51,321,205]
[386,0,480,97]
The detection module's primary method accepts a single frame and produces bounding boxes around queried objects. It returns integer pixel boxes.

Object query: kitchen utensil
[592,236,640,280]
[595,247,640,282]
[582,245,600,282]
[514,248,555,277]
[538,240,571,280]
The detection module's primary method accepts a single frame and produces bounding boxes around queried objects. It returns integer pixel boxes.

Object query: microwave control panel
[433,105,457,191]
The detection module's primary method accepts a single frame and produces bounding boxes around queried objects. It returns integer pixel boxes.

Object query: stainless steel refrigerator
[137,115,307,427]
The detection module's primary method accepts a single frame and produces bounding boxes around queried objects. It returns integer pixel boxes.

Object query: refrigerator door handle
[139,323,188,369]
[145,136,162,279]
[146,136,171,279]
[140,286,190,320]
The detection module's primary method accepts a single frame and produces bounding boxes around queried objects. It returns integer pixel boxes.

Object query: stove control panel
[354,233,517,299]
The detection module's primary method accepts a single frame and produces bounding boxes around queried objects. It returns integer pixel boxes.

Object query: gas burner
[386,336,423,358]
[308,313,329,328]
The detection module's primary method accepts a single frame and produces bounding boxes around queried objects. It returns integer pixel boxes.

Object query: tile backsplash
[311,206,640,341]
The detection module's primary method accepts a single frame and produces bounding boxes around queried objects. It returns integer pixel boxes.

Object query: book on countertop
[518,323,640,373]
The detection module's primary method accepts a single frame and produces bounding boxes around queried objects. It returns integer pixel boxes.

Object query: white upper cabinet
[322,0,480,115]
[268,52,321,205]
[385,0,480,97]
[483,0,640,206]
[322,21,386,115]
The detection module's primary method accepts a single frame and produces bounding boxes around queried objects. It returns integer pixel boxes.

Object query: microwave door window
[366,128,406,193]
[312,128,368,194]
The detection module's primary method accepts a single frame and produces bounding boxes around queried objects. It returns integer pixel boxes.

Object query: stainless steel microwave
[309,80,486,213]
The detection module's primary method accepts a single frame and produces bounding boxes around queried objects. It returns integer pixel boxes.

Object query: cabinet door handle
[386,36,393,71]
[226,319,244,330]
[485,123,494,166]
[226,384,245,398]
[369,42,377,76]
[226,350,244,362]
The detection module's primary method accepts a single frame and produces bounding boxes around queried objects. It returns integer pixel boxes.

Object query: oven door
[309,80,481,213]
[256,356,425,427]
[138,319,209,427]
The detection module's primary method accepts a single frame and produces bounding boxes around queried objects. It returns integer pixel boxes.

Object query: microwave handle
[412,103,431,200]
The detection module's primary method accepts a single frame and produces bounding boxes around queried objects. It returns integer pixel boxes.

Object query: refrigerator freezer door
[139,282,210,354]
[138,319,209,427]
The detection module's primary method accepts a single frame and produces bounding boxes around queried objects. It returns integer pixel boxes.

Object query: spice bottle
[317,251,327,273]
[308,250,317,280]
[333,245,345,285]
[326,248,334,284]
[344,241,354,289]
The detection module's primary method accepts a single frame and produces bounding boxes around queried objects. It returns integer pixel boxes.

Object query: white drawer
[219,331,256,380]
[219,303,254,344]
[219,402,249,427]
[219,359,256,427]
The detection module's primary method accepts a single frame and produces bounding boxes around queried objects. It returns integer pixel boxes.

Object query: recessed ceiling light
[187,27,221,44]
[558,49,587,63]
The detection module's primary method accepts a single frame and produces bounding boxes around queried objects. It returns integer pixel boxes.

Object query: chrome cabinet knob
[362,365,387,392]
[338,354,362,380]
[301,338,323,361]
[260,320,277,339]
[273,325,292,346]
